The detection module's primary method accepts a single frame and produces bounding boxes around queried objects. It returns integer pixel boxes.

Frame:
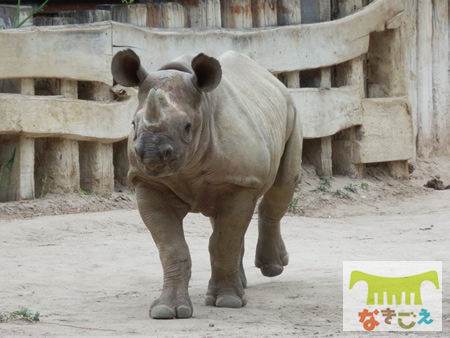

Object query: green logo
[349,270,440,305]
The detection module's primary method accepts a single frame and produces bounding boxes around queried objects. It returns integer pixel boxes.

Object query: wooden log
[35,79,81,195]
[276,0,300,99]
[336,0,363,17]
[0,135,35,201]
[280,72,300,88]
[160,3,188,28]
[277,0,301,26]
[251,0,277,27]
[319,0,331,21]
[332,129,365,178]
[221,0,253,28]
[146,3,160,28]
[303,137,332,178]
[20,78,35,96]
[301,0,333,177]
[113,139,130,188]
[61,79,78,99]
[79,141,114,194]
[401,0,418,160]
[34,17,74,26]
[175,0,221,28]
[0,4,33,28]
[432,0,449,155]
[331,0,365,178]
[110,4,148,27]
[59,10,111,24]
[16,79,36,200]
[34,137,80,195]
[387,160,409,180]
[78,81,114,102]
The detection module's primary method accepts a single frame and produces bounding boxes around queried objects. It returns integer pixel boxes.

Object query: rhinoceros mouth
[142,160,178,177]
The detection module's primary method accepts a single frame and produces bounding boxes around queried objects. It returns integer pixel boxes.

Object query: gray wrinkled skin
[111,50,303,319]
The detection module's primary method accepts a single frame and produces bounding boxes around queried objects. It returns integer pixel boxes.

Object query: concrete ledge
[354,97,414,163]
[291,85,362,139]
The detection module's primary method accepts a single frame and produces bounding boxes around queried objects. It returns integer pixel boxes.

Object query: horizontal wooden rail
[0,23,112,83]
[0,0,404,81]
[0,94,136,142]
[291,86,362,139]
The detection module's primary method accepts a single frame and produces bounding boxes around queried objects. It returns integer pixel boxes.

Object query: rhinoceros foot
[205,284,247,308]
[150,295,193,319]
[255,240,289,277]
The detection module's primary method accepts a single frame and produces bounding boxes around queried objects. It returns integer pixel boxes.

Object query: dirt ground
[1,156,449,336]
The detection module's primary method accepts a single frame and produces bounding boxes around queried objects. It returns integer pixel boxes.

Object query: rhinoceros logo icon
[349,270,440,305]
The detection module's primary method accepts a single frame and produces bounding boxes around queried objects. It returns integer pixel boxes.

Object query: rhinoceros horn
[145,88,169,123]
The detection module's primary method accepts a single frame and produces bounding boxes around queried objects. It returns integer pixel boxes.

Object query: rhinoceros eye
[184,122,192,134]
[131,120,135,128]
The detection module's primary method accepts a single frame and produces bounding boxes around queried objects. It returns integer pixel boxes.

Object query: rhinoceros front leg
[135,181,192,319]
[206,189,256,308]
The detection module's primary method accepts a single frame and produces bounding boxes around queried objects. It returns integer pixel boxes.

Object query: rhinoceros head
[111,49,222,177]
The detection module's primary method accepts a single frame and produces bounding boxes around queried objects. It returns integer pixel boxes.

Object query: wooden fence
[0,0,448,201]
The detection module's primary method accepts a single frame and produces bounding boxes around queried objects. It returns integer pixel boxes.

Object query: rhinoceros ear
[111,49,148,87]
[191,53,222,92]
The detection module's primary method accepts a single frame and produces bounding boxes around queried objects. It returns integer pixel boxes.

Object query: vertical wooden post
[387,161,409,180]
[302,48,333,177]
[18,79,36,200]
[277,0,301,26]
[34,79,81,196]
[432,0,449,155]
[113,139,129,188]
[160,2,188,28]
[0,135,35,201]
[177,0,221,28]
[221,0,253,28]
[59,10,111,24]
[35,137,80,196]
[303,0,333,178]
[330,0,365,178]
[277,0,301,88]
[251,0,277,27]
[79,142,114,194]
[0,79,36,201]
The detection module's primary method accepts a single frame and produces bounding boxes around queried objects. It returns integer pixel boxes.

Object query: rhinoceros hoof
[150,298,193,319]
[205,294,247,308]
[256,252,289,277]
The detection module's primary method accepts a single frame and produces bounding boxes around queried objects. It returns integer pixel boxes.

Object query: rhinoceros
[111,49,302,319]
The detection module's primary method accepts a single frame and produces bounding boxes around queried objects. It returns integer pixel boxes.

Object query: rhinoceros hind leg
[255,120,302,277]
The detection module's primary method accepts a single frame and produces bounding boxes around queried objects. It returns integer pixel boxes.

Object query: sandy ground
[0,157,449,336]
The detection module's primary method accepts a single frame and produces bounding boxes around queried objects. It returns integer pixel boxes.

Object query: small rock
[424,177,449,190]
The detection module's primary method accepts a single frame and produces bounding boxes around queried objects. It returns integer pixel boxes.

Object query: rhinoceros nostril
[158,144,174,162]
